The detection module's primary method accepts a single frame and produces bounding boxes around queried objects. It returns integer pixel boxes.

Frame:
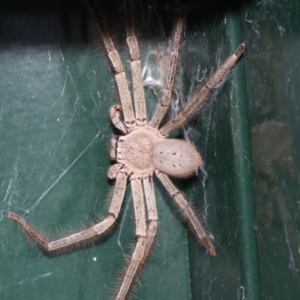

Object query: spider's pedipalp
[109,105,128,134]
[160,44,245,136]
[107,163,126,180]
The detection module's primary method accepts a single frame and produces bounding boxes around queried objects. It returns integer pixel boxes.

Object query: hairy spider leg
[87,0,135,130]
[7,170,128,252]
[124,0,147,127]
[160,44,245,136]
[116,174,158,300]
[116,176,147,300]
[156,171,216,256]
[142,175,158,256]
[149,7,186,130]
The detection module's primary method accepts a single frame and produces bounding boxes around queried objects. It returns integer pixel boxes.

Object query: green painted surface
[226,11,260,300]
[242,0,300,299]
[0,0,300,300]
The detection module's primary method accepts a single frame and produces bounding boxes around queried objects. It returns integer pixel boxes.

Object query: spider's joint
[107,163,128,179]
[129,173,143,181]
[108,50,124,74]
[107,212,118,221]
[121,166,131,176]
[109,104,128,134]
[136,117,147,127]
[161,90,172,106]
[204,84,212,91]
[142,173,153,180]
[147,123,158,132]
[124,120,136,132]
[126,35,140,60]
[154,170,162,177]
[110,104,122,112]
[158,128,168,137]
[172,191,181,198]
[235,43,245,57]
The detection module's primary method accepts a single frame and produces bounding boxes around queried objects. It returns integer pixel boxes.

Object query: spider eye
[153,139,202,178]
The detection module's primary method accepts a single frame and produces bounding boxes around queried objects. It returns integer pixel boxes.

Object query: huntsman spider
[8,0,245,299]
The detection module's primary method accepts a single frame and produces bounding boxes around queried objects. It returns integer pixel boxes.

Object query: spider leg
[7,170,128,253]
[142,174,158,257]
[124,0,147,127]
[149,8,185,130]
[160,44,245,136]
[87,0,135,130]
[155,171,216,256]
[117,175,146,300]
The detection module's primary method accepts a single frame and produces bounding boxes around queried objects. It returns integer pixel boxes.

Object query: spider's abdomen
[153,139,202,178]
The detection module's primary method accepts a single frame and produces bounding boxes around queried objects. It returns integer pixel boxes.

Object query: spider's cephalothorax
[7,0,245,299]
